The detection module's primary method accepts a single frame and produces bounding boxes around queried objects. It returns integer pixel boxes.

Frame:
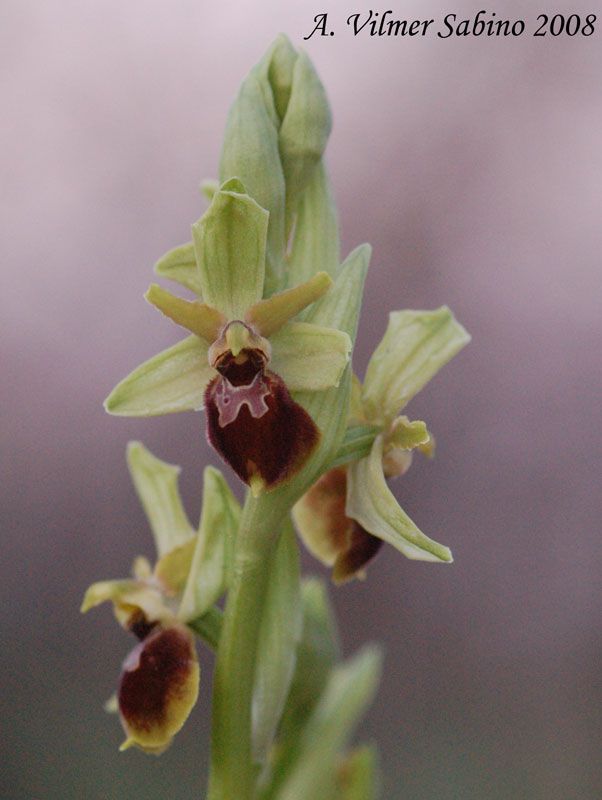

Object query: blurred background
[2,1,600,798]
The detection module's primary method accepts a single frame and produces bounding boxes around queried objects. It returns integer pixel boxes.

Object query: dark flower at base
[205,368,320,491]
[118,624,199,754]
[292,466,383,583]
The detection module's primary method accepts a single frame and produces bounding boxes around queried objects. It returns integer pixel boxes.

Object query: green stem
[206,491,288,800]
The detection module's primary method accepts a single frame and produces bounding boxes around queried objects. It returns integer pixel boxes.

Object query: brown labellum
[293,466,383,583]
[118,625,199,752]
[205,368,320,489]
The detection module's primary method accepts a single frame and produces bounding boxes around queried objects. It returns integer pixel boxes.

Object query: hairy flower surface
[293,307,470,581]
[104,179,351,492]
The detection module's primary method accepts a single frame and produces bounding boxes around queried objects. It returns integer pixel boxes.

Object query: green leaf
[272,580,341,785]
[178,467,241,621]
[329,424,383,469]
[347,435,453,563]
[252,520,302,764]
[362,306,471,425]
[270,322,351,392]
[104,335,213,417]
[126,442,194,557]
[288,161,340,290]
[276,647,382,800]
[192,185,268,319]
[279,49,331,237]
[153,242,201,296]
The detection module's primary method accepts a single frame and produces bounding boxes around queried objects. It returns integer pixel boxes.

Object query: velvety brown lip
[205,369,320,488]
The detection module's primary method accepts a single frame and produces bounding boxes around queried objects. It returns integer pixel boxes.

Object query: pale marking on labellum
[215,373,271,427]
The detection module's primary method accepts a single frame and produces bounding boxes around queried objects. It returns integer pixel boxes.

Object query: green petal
[288,161,340,290]
[153,243,201,296]
[192,185,268,319]
[145,284,225,342]
[279,49,331,237]
[81,579,168,629]
[270,322,351,392]
[347,435,453,562]
[177,467,241,621]
[252,519,302,764]
[201,179,219,203]
[246,271,332,338]
[126,441,195,558]
[362,306,471,425]
[277,647,382,800]
[104,336,213,417]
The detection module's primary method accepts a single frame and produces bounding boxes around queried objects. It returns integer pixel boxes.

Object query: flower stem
[206,490,288,800]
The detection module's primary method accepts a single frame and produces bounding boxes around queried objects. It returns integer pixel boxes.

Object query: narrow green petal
[145,284,225,342]
[277,647,382,800]
[252,520,302,764]
[126,441,195,558]
[288,161,340,290]
[104,336,213,417]
[246,271,332,338]
[192,186,268,319]
[362,306,471,425]
[270,322,351,392]
[178,467,241,621]
[347,435,453,562]
[81,579,168,629]
[153,243,201,296]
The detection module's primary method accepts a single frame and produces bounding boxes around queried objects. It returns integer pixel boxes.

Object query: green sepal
[270,322,351,392]
[252,519,302,764]
[104,335,213,417]
[278,49,331,238]
[362,306,471,425]
[178,467,241,621]
[288,161,340,290]
[192,183,268,319]
[279,245,370,498]
[275,647,382,800]
[329,423,383,470]
[347,435,453,563]
[126,441,194,558]
[153,242,201,296]
[219,66,285,295]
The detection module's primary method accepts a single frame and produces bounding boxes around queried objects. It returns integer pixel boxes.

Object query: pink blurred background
[2,1,601,798]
